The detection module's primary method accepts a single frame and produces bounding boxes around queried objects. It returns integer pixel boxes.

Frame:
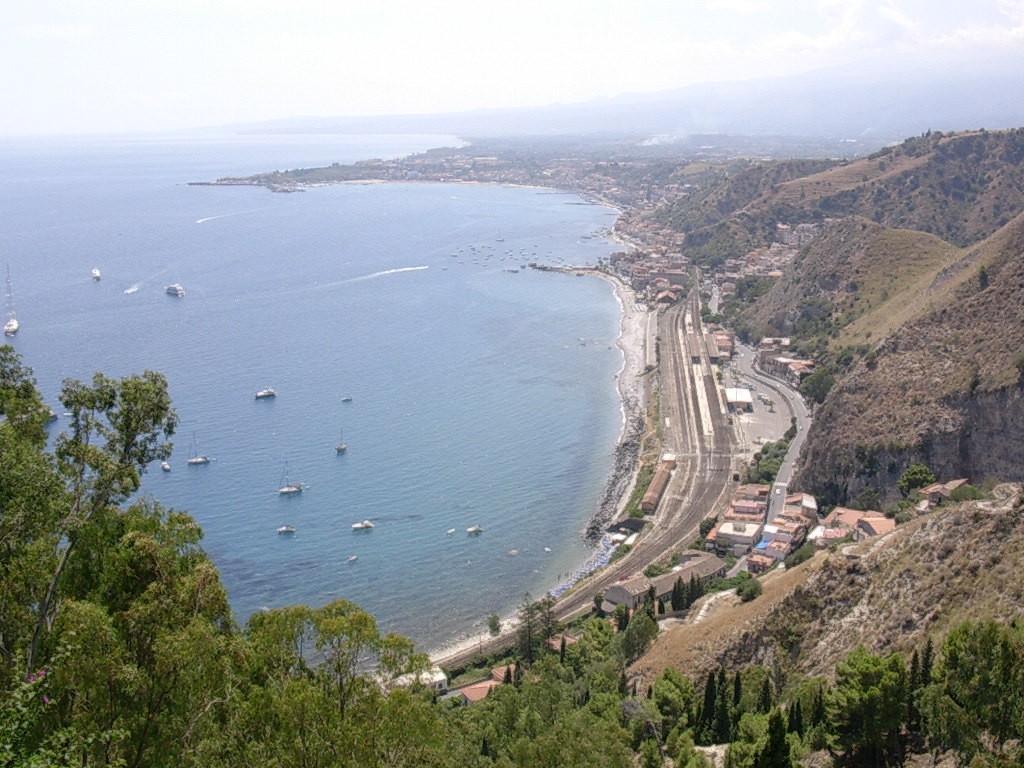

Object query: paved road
[731,342,811,521]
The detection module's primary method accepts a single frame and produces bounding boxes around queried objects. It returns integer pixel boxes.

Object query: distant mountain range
[234,50,1024,146]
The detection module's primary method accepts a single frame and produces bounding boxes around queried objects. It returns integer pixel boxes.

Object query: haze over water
[0,133,624,653]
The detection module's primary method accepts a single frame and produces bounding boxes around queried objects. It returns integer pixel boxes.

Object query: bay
[0,133,624,653]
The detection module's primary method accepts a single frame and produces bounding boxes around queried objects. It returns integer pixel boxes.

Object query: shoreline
[429,268,651,666]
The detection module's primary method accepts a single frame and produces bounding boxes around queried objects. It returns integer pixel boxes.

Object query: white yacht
[466,525,483,535]
[165,283,185,297]
[352,519,374,530]
[255,388,276,399]
[91,268,101,280]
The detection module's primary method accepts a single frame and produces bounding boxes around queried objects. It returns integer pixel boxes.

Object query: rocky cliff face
[793,210,1024,505]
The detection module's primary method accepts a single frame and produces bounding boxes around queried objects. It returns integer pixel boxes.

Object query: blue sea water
[0,132,624,654]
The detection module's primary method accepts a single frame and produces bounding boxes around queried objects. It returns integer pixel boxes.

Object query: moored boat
[277,525,296,535]
[277,462,303,495]
[352,519,374,530]
[165,283,185,297]
[160,461,171,472]
[255,387,276,399]
[186,433,213,465]
[91,267,101,280]
[335,428,347,453]
[467,525,483,535]
[4,266,18,336]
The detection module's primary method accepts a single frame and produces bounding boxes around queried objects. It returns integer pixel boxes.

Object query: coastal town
[208,141,977,699]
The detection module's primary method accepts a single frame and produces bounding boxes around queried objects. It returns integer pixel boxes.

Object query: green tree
[737,576,763,602]
[829,646,907,765]
[755,708,792,768]
[488,613,501,637]
[897,463,936,496]
[517,592,539,664]
[623,610,658,664]
[28,370,177,671]
[798,368,835,404]
[652,668,694,735]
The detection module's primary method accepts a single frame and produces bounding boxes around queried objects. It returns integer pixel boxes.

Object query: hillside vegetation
[685,129,1024,505]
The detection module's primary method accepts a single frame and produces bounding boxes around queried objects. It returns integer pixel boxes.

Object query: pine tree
[908,649,921,730]
[671,576,684,611]
[698,671,717,743]
[758,676,774,713]
[921,636,934,685]
[756,709,792,768]
[714,670,732,743]
[786,699,804,736]
[733,671,743,707]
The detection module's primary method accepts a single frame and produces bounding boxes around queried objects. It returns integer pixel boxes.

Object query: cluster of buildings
[705,486,818,572]
[755,337,816,388]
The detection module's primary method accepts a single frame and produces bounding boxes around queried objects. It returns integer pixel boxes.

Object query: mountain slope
[794,209,1024,504]
[635,484,1024,684]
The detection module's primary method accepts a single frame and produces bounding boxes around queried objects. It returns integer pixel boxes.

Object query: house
[458,679,500,705]
[735,484,771,502]
[856,516,896,538]
[491,664,516,684]
[603,575,651,612]
[727,498,768,520]
[920,478,970,506]
[783,493,819,525]
[709,520,764,557]
[747,552,776,573]
[763,540,791,561]
[823,506,872,531]
[650,551,728,602]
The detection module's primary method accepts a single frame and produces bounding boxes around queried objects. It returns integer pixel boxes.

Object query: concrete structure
[725,388,754,412]
[708,520,764,557]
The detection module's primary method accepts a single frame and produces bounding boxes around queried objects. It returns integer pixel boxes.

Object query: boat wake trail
[319,266,429,289]
[196,208,265,224]
[123,284,140,294]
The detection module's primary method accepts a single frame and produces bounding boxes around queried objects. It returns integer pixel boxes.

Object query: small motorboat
[255,388,276,399]
[346,555,358,564]
[445,528,456,536]
[352,520,374,530]
[341,395,353,403]
[467,525,483,535]
[91,268,101,280]
[277,525,296,535]
[160,461,171,472]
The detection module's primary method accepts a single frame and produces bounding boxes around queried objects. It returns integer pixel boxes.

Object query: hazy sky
[2,0,1022,136]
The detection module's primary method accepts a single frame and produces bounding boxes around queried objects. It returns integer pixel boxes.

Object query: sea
[0,132,625,655]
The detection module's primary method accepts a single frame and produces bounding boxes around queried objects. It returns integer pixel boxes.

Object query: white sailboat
[335,428,347,454]
[4,266,19,337]
[277,462,303,495]
[186,433,213,465]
